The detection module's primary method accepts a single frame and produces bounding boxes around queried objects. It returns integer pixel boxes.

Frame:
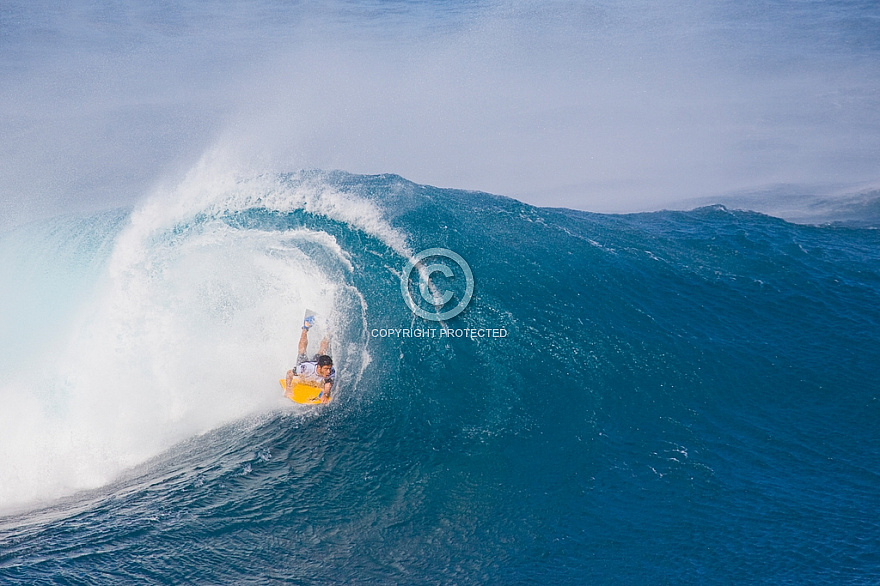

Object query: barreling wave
[1,171,879,582]
[0,170,410,511]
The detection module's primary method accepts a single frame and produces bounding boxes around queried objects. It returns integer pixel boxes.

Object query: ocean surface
[1,172,878,583]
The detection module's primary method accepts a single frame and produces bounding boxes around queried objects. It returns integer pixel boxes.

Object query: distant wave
[678,186,880,227]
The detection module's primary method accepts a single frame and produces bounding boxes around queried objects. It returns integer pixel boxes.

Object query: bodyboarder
[285,314,335,403]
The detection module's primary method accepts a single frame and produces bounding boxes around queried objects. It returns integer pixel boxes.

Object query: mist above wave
[2,0,880,224]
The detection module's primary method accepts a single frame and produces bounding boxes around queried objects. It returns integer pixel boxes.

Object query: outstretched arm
[298,328,309,356]
[318,336,330,356]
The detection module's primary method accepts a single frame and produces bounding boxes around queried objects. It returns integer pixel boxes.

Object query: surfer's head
[316,355,333,377]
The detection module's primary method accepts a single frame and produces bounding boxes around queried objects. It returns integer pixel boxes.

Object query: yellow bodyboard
[280,378,331,404]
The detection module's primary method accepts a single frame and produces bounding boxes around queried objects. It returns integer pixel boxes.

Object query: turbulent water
[1,172,878,583]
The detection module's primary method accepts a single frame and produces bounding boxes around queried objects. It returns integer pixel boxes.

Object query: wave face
[1,172,879,583]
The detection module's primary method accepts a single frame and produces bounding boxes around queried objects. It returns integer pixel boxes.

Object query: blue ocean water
[1,172,878,583]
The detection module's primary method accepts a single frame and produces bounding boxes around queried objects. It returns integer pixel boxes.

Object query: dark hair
[317,355,333,367]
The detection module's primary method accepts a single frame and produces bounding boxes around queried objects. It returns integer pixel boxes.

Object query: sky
[1,0,879,224]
